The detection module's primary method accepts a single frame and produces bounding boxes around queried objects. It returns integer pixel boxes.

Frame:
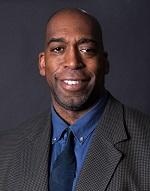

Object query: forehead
[46,12,99,40]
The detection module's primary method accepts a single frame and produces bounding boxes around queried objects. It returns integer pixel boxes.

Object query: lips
[55,70,92,92]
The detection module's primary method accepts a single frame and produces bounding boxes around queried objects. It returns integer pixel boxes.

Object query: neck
[52,102,89,125]
[51,89,106,125]
[52,96,104,125]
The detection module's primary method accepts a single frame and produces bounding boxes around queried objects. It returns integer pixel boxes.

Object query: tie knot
[67,127,73,137]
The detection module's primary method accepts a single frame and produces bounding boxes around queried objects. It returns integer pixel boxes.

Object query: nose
[64,47,84,69]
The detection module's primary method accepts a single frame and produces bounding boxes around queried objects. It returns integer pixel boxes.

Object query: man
[0,8,150,191]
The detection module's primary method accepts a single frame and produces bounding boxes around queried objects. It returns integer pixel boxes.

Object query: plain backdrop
[0,0,150,130]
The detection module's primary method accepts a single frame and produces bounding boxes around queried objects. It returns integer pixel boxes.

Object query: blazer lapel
[76,95,129,191]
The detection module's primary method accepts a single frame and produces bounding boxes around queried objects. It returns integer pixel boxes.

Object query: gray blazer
[0,95,150,191]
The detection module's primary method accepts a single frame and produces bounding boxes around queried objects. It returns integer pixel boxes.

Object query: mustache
[53,68,93,79]
[56,73,91,80]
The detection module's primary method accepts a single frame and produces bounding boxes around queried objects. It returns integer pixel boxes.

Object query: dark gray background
[0,0,150,130]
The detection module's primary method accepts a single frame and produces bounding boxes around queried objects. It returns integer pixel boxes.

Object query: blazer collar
[76,95,129,191]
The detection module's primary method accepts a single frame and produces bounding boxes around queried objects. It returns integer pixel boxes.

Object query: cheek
[85,58,106,87]
[45,62,64,88]
[44,62,56,85]
[86,59,104,76]
[45,58,59,75]
[45,54,64,75]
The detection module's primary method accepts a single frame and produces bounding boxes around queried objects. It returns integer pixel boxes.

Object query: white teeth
[64,80,79,85]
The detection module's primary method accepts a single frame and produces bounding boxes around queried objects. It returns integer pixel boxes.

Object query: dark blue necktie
[50,128,76,191]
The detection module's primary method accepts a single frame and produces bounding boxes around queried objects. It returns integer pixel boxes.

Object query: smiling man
[0,8,150,191]
[39,9,109,125]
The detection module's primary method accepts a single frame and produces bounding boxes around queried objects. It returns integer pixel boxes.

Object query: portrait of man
[0,7,150,191]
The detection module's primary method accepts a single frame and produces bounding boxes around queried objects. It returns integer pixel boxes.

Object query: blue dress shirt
[50,93,108,190]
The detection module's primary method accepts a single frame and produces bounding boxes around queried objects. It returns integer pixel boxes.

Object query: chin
[55,94,90,111]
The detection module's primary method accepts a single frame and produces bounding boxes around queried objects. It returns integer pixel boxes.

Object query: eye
[80,47,97,56]
[50,47,65,54]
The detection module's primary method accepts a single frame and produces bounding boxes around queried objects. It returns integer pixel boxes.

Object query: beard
[50,83,102,111]
[52,91,90,111]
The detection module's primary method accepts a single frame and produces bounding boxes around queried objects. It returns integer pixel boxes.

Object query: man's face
[39,12,109,111]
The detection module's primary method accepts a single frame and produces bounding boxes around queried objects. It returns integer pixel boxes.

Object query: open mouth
[60,79,90,92]
[64,80,80,85]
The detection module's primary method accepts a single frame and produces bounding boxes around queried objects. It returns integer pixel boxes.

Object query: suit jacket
[0,95,150,191]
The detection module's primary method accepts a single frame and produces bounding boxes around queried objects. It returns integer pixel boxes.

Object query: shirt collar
[51,107,68,144]
[51,92,109,144]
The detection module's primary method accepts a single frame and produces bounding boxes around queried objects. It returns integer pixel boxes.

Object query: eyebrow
[77,38,98,46]
[47,37,98,46]
[47,38,66,45]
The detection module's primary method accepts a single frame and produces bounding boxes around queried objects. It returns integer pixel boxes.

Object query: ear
[103,52,109,74]
[38,52,46,76]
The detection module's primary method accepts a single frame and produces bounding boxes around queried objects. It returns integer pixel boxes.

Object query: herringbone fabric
[0,94,150,191]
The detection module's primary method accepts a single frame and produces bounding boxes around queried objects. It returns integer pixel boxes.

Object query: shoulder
[0,110,50,181]
[124,105,150,125]
[0,110,50,151]
[108,94,150,125]
[107,94,150,137]
[113,95,150,139]
[123,105,150,139]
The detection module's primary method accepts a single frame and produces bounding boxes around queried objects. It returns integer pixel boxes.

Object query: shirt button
[79,136,84,143]
[52,137,57,144]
